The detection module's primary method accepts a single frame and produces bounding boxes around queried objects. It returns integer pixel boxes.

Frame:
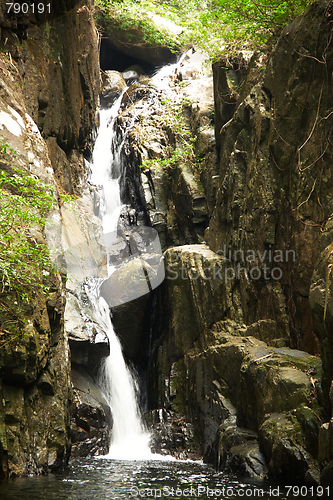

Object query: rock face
[90,51,214,379]
[97,8,180,68]
[0,0,100,478]
[70,366,111,458]
[147,246,322,481]
[93,30,328,482]
[207,1,333,354]
[141,1,333,485]
[145,409,201,460]
[1,0,331,486]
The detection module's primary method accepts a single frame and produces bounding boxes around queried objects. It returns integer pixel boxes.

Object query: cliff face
[1,0,333,486]
[143,0,333,485]
[0,0,100,478]
[207,0,333,354]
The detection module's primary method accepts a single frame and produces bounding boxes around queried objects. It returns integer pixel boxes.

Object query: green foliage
[141,95,201,177]
[95,0,314,59]
[95,0,179,51]
[59,192,77,206]
[0,164,55,295]
[0,143,15,154]
[211,0,313,55]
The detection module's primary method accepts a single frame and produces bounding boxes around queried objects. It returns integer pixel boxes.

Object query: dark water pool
[0,458,330,500]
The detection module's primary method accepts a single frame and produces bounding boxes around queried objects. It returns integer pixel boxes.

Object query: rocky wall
[0,0,101,478]
[207,0,333,354]
[148,246,323,482]
[145,0,333,485]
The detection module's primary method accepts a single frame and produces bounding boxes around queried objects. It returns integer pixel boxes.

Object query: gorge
[1,0,333,497]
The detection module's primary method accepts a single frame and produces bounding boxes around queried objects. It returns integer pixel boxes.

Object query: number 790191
[6,3,51,14]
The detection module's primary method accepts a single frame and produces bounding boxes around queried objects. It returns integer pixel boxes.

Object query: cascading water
[88,92,153,460]
[87,59,190,461]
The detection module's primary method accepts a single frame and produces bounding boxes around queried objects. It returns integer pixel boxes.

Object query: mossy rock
[259,412,319,484]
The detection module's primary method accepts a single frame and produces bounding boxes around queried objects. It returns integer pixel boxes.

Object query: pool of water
[1,457,329,500]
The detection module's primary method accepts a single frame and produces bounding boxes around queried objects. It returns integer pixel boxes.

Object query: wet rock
[111,293,154,370]
[206,419,268,480]
[259,413,320,484]
[100,258,155,308]
[113,51,212,248]
[122,65,145,86]
[145,409,201,460]
[120,83,153,109]
[149,285,321,482]
[124,65,145,76]
[70,366,111,458]
[100,70,127,108]
[227,442,267,479]
[65,289,109,371]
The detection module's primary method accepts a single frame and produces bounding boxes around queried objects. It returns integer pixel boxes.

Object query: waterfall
[43,56,193,461]
[86,58,190,460]
[87,91,154,460]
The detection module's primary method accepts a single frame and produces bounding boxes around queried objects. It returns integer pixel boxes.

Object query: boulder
[100,70,127,108]
[122,66,145,85]
[65,288,109,372]
[204,415,268,481]
[111,293,154,370]
[259,413,320,484]
[145,409,201,460]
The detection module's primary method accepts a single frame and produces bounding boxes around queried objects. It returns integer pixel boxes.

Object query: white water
[90,97,123,249]
[89,58,193,461]
[89,92,154,460]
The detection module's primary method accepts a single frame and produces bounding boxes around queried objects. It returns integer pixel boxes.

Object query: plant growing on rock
[0,165,55,295]
[142,95,202,180]
[95,0,180,52]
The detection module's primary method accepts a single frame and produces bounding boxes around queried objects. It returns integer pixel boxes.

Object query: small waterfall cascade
[88,92,153,460]
[88,58,190,460]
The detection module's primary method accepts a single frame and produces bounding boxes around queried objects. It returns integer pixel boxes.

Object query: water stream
[86,62,182,459]
[88,86,151,459]
[1,458,322,500]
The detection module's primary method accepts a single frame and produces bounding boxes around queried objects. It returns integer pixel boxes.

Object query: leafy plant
[0,142,15,154]
[95,0,314,59]
[0,164,55,295]
[142,95,201,177]
[95,0,180,52]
